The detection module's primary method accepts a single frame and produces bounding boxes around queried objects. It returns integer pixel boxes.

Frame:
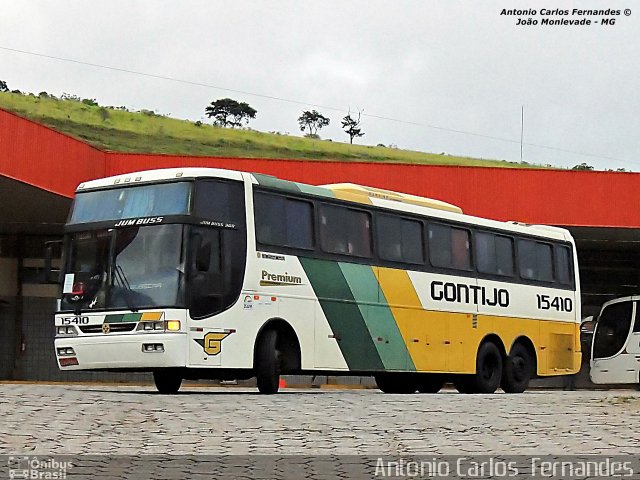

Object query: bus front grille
[79,323,137,334]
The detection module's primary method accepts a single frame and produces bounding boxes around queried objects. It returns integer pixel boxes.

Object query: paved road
[1,384,639,455]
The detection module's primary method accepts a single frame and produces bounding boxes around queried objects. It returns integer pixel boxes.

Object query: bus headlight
[137,320,180,332]
[57,347,76,356]
[165,320,181,331]
[141,322,158,331]
[56,326,78,336]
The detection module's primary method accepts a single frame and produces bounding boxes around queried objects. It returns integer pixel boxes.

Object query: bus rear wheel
[153,369,182,394]
[471,342,503,394]
[255,329,281,394]
[375,373,418,394]
[501,343,533,393]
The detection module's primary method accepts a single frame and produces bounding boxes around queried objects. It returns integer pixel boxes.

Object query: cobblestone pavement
[1,384,640,455]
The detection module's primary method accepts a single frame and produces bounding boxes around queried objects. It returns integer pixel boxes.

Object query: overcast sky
[1,1,638,170]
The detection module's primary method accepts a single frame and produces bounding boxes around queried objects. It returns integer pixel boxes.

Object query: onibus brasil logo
[8,456,73,479]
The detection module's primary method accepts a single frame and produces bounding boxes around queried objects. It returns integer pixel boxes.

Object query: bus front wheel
[471,342,503,394]
[501,343,533,393]
[153,369,182,394]
[255,329,281,394]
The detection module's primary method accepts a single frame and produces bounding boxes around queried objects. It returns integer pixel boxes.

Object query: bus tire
[417,374,445,393]
[255,329,281,394]
[153,369,182,394]
[501,343,533,393]
[375,373,418,394]
[471,342,503,394]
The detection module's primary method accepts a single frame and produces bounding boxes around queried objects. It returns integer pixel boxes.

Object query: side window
[286,199,314,249]
[254,193,286,246]
[254,193,314,250]
[376,214,424,264]
[428,224,451,268]
[635,302,640,333]
[476,232,514,276]
[518,239,553,282]
[194,180,245,225]
[555,245,573,285]
[320,204,371,257]
[593,301,633,359]
[495,235,515,276]
[429,224,471,270]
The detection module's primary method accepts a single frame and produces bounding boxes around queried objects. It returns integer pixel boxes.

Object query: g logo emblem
[203,332,230,355]
[102,323,111,334]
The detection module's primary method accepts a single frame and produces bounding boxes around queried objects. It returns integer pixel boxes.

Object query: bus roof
[76,167,245,191]
[76,167,573,242]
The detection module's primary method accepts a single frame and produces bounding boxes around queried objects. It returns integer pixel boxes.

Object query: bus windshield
[592,301,633,359]
[60,224,186,312]
[68,182,191,224]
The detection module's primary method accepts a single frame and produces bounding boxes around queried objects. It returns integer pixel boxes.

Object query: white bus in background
[590,296,640,386]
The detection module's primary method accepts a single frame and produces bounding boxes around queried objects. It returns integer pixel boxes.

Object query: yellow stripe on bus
[375,267,451,372]
[375,267,581,375]
[330,190,373,205]
[141,312,163,321]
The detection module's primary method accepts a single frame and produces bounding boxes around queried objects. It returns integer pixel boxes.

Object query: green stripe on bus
[299,258,384,371]
[338,263,415,371]
[296,183,335,198]
[105,313,141,323]
[254,174,335,198]
[253,174,302,193]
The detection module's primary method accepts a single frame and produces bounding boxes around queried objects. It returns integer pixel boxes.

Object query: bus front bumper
[54,333,187,370]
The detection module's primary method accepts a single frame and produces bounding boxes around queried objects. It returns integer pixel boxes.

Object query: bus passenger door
[625,302,640,380]
[590,300,635,384]
[187,227,229,367]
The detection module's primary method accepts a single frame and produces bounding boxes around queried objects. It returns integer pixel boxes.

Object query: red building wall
[106,152,640,228]
[1,107,639,229]
[0,109,106,197]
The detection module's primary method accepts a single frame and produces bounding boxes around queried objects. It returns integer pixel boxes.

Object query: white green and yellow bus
[54,167,581,394]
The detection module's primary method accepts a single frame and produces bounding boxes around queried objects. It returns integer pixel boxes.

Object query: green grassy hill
[0,91,532,167]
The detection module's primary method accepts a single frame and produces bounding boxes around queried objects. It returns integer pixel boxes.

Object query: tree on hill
[0,80,8,92]
[298,110,330,138]
[571,162,594,171]
[341,111,364,144]
[205,98,257,128]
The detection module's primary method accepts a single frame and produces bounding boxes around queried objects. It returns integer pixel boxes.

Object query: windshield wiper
[114,264,138,313]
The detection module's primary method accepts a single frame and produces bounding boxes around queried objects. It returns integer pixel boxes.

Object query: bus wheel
[453,376,476,394]
[255,329,281,394]
[417,375,445,393]
[471,342,503,394]
[501,343,533,393]
[153,369,182,394]
[374,373,418,394]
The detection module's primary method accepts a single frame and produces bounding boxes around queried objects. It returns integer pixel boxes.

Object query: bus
[590,296,640,386]
[54,167,581,394]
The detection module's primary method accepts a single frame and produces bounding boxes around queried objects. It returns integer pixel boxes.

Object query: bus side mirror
[44,240,63,284]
